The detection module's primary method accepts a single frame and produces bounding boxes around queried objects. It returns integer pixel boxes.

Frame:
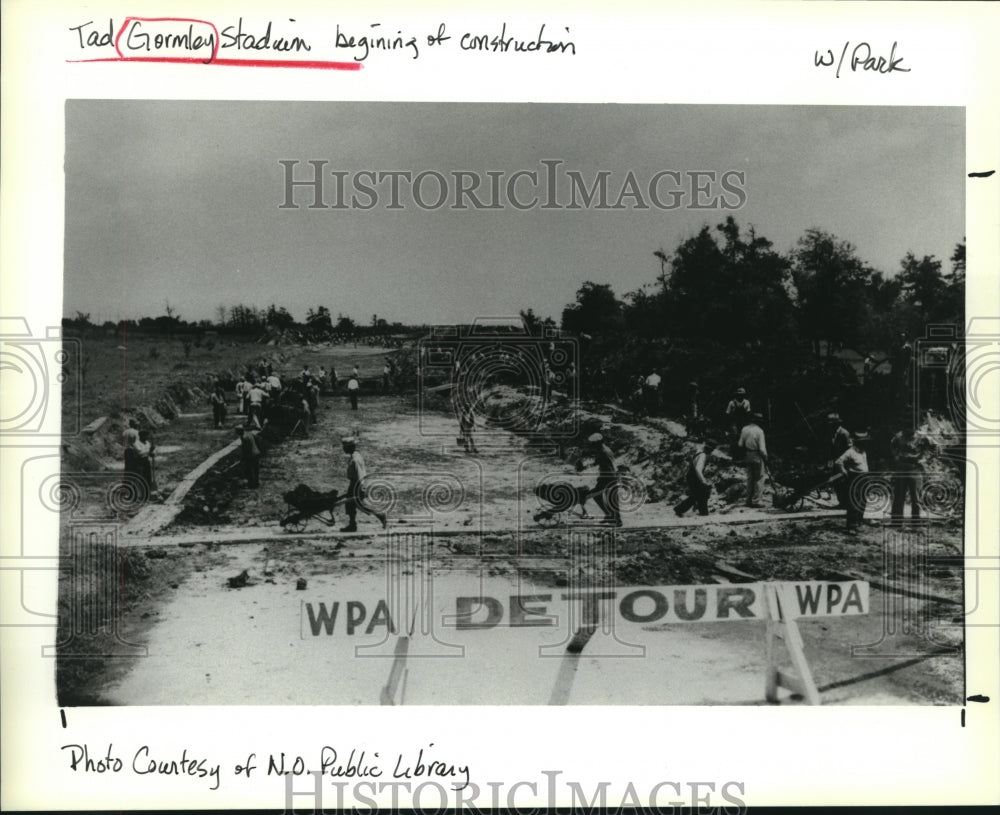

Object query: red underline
[66,56,362,70]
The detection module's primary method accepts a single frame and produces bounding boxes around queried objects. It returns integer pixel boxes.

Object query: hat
[752,412,764,421]
[587,433,603,444]
[827,412,841,422]
[853,431,870,442]
[341,436,356,445]
[735,387,746,395]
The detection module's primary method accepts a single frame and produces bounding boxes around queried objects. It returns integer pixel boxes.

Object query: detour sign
[303,581,868,637]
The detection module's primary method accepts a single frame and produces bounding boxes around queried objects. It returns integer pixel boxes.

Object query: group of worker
[672,382,929,531]
[229,368,320,431]
[671,403,771,517]
[225,359,389,533]
[138,347,932,534]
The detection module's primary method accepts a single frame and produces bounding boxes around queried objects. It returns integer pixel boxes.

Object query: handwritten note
[67,18,577,67]
[813,41,910,78]
[60,742,471,792]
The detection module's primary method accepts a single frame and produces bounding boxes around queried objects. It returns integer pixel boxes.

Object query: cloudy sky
[64,101,964,325]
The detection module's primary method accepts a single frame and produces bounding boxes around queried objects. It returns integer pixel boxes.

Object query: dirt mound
[477,385,765,509]
[916,412,963,473]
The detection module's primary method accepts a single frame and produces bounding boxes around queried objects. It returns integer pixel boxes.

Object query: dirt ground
[57,340,966,706]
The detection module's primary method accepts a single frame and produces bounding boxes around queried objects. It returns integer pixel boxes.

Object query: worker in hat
[738,413,768,508]
[582,433,622,526]
[726,387,751,449]
[826,412,853,508]
[340,436,387,532]
[674,439,718,517]
[835,431,870,532]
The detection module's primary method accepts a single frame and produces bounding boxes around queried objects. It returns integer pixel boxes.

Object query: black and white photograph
[2,1,998,811]
[54,101,967,706]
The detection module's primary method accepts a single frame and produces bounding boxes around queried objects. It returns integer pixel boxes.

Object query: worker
[122,419,142,486]
[890,426,926,521]
[674,439,717,517]
[459,405,478,454]
[726,387,751,447]
[246,379,267,429]
[826,413,853,508]
[347,374,360,410]
[235,425,262,488]
[738,412,768,508]
[235,376,248,415]
[122,417,140,447]
[836,431,870,532]
[340,437,387,532]
[643,369,662,415]
[135,429,157,495]
[210,385,227,429]
[583,433,622,526]
[863,352,875,383]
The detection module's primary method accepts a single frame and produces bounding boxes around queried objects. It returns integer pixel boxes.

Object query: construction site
[55,330,966,707]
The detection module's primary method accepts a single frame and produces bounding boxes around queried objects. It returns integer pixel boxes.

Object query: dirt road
[58,347,964,706]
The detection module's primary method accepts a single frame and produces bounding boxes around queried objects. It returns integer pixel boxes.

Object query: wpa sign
[301,581,868,637]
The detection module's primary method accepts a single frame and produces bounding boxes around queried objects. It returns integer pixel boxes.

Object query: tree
[949,239,966,286]
[662,217,795,346]
[940,238,966,327]
[898,253,946,312]
[856,270,904,350]
[791,229,873,356]
[306,305,333,333]
[717,220,796,346]
[622,284,666,338]
[162,301,180,337]
[228,304,264,332]
[336,313,356,334]
[519,308,544,335]
[561,282,624,336]
[266,304,295,330]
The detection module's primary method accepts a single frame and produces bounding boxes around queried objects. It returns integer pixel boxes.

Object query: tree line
[62,303,411,339]
[562,216,964,355]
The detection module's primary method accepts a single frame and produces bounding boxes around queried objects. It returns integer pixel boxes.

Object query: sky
[64,101,964,326]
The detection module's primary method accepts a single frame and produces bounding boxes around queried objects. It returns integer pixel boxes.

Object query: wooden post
[764,583,821,705]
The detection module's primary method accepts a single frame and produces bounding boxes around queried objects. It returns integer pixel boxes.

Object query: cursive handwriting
[814,41,910,78]
[69,19,576,64]
[62,743,221,791]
